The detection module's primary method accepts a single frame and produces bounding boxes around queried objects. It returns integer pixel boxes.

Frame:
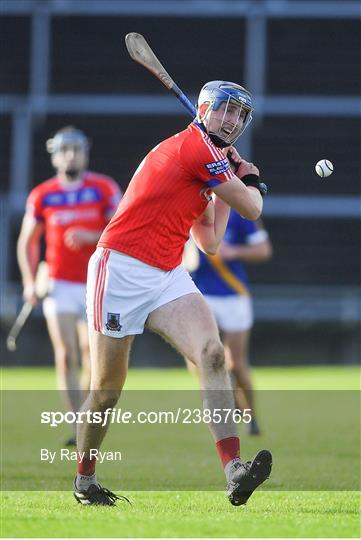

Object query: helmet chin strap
[199,105,240,148]
[207,133,230,148]
[197,121,229,148]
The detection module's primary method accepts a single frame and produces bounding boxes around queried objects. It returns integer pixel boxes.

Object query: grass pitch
[2,490,359,538]
[1,365,360,538]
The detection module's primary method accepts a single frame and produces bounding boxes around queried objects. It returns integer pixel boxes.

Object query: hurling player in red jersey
[17,126,122,444]
[74,82,272,507]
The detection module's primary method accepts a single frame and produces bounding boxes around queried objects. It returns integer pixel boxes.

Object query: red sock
[216,437,240,467]
[77,453,96,476]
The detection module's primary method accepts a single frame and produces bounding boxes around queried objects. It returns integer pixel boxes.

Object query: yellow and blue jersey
[192,210,260,296]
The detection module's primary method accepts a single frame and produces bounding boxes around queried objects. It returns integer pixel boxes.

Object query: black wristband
[241,173,259,187]
[241,174,268,197]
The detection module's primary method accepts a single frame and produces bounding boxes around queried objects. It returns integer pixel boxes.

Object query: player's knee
[91,389,120,411]
[228,361,245,375]
[65,344,79,363]
[201,340,225,371]
[227,362,236,376]
[80,344,90,360]
[230,366,251,388]
[54,349,69,369]
[55,349,77,372]
[229,364,243,380]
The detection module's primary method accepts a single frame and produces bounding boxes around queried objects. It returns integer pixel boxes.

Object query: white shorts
[43,279,87,319]
[87,248,200,338]
[203,294,253,333]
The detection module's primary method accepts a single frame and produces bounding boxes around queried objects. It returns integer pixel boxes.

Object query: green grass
[1,364,360,390]
[1,491,359,538]
[1,365,360,538]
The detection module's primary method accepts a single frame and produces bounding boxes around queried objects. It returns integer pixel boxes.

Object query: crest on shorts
[106,312,122,332]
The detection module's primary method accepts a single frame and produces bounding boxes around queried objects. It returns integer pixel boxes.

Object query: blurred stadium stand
[1,0,360,366]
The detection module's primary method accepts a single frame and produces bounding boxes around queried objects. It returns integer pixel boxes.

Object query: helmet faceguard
[197,81,253,147]
[46,127,90,179]
[46,129,90,154]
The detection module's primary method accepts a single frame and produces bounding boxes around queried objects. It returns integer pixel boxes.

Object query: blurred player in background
[17,126,122,445]
[74,81,272,507]
[191,215,273,434]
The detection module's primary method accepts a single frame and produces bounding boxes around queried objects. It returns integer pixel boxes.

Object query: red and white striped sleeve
[180,123,233,187]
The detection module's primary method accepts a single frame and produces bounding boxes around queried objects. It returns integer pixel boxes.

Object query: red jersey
[99,122,233,270]
[26,171,121,283]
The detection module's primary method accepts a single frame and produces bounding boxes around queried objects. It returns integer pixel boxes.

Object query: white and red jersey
[99,121,233,271]
[26,171,121,283]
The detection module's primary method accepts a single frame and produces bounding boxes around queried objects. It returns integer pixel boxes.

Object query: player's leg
[76,319,91,395]
[74,248,138,505]
[147,293,239,438]
[210,293,260,434]
[74,329,133,505]
[224,329,253,409]
[44,311,82,413]
[222,291,260,434]
[77,329,133,454]
[147,292,271,505]
[72,281,91,396]
[45,310,85,446]
[224,329,260,434]
[43,279,89,412]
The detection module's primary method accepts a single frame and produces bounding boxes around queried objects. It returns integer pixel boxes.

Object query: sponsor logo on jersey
[106,313,122,332]
[204,158,230,176]
[43,187,101,208]
[49,207,99,225]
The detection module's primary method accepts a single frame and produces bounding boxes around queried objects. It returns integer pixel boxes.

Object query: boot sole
[229,449,272,506]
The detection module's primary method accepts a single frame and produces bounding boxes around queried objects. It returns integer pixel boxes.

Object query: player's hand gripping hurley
[6,261,49,351]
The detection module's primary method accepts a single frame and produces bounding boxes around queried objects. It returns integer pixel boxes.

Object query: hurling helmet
[197,80,253,147]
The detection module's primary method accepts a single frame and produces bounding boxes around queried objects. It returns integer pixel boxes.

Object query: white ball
[315,159,334,178]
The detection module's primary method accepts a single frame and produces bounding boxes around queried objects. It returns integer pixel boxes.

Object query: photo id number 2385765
[181,408,252,424]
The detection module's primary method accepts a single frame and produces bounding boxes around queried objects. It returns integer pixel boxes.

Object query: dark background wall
[1,1,360,366]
